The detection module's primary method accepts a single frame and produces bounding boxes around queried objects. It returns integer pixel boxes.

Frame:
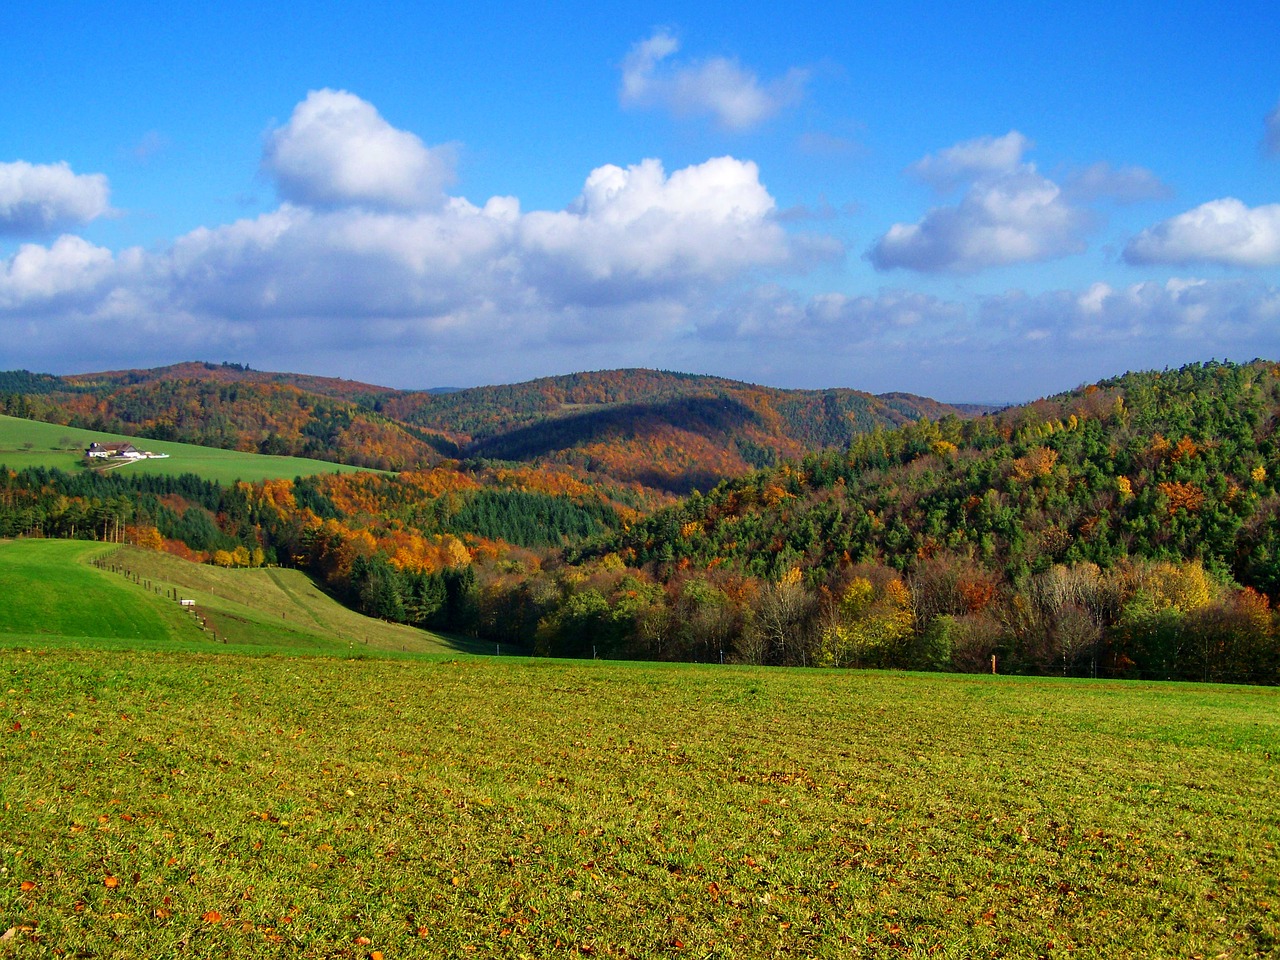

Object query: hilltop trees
[3,359,1280,683]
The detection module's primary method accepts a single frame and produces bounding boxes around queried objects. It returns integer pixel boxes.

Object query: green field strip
[0,414,378,483]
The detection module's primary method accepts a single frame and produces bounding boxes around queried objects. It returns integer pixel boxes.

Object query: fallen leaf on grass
[202,911,223,924]
[1,929,15,942]
[20,881,36,892]
[103,876,120,889]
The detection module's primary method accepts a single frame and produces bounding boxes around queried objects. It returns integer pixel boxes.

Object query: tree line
[3,360,1280,684]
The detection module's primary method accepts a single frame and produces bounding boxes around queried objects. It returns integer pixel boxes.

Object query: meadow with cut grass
[0,415,374,484]
[0,541,467,658]
[1,540,1278,958]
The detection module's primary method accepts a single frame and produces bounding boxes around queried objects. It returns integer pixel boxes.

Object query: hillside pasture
[0,541,466,657]
[2,644,1277,957]
[0,540,193,646]
[0,415,375,484]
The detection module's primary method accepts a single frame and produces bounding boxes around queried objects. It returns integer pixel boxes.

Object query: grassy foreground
[0,414,373,483]
[2,647,1277,958]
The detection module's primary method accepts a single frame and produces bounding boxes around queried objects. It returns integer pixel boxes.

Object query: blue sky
[2,1,1279,401]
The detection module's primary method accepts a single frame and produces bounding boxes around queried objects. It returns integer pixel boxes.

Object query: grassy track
[2,647,1277,958]
[0,414,374,483]
[0,541,469,657]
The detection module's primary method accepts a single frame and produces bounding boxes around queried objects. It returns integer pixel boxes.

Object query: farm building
[86,442,143,459]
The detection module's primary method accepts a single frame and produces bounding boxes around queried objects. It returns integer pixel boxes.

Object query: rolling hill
[542,360,1280,680]
[4,359,1280,684]
[0,414,377,484]
[2,363,980,494]
[0,539,469,655]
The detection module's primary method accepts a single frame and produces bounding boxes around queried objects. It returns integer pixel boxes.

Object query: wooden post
[991,654,997,675]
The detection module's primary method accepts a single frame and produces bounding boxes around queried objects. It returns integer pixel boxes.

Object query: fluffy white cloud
[1124,198,1280,268]
[620,30,807,130]
[869,170,1090,274]
[0,129,810,376]
[520,157,792,295]
[870,135,1178,274]
[0,160,111,235]
[0,235,117,308]
[1062,162,1171,204]
[868,133,1093,274]
[145,153,796,325]
[263,89,455,210]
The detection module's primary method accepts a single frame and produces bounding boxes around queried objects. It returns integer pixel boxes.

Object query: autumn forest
[3,359,1279,684]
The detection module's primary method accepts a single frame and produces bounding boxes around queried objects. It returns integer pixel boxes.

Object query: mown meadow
[0,415,373,484]
[0,541,464,658]
[2,612,1278,956]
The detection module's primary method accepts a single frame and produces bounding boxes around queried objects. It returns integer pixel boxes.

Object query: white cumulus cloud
[869,133,1093,274]
[0,160,111,235]
[869,171,1090,274]
[263,89,456,211]
[0,234,117,308]
[520,156,792,295]
[620,30,807,131]
[0,105,815,377]
[1124,198,1280,268]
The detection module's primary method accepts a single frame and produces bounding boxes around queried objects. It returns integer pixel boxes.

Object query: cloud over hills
[1125,199,1280,268]
[867,133,1094,274]
[263,89,457,211]
[0,161,111,235]
[0,90,826,376]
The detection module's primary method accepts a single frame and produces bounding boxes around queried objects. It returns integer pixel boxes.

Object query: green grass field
[0,414,374,483]
[1,544,1278,958]
[0,541,470,658]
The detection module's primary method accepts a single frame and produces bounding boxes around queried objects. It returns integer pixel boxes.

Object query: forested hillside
[0,460,631,632]
[532,360,1280,681]
[5,359,1278,684]
[62,360,394,402]
[380,369,970,492]
[0,363,971,494]
[1,371,438,472]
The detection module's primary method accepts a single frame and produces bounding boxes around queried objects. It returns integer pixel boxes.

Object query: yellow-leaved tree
[817,575,913,668]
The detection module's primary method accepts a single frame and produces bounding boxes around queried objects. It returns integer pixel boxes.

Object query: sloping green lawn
[0,541,471,657]
[0,540,193,644]
[0,414,376,483]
